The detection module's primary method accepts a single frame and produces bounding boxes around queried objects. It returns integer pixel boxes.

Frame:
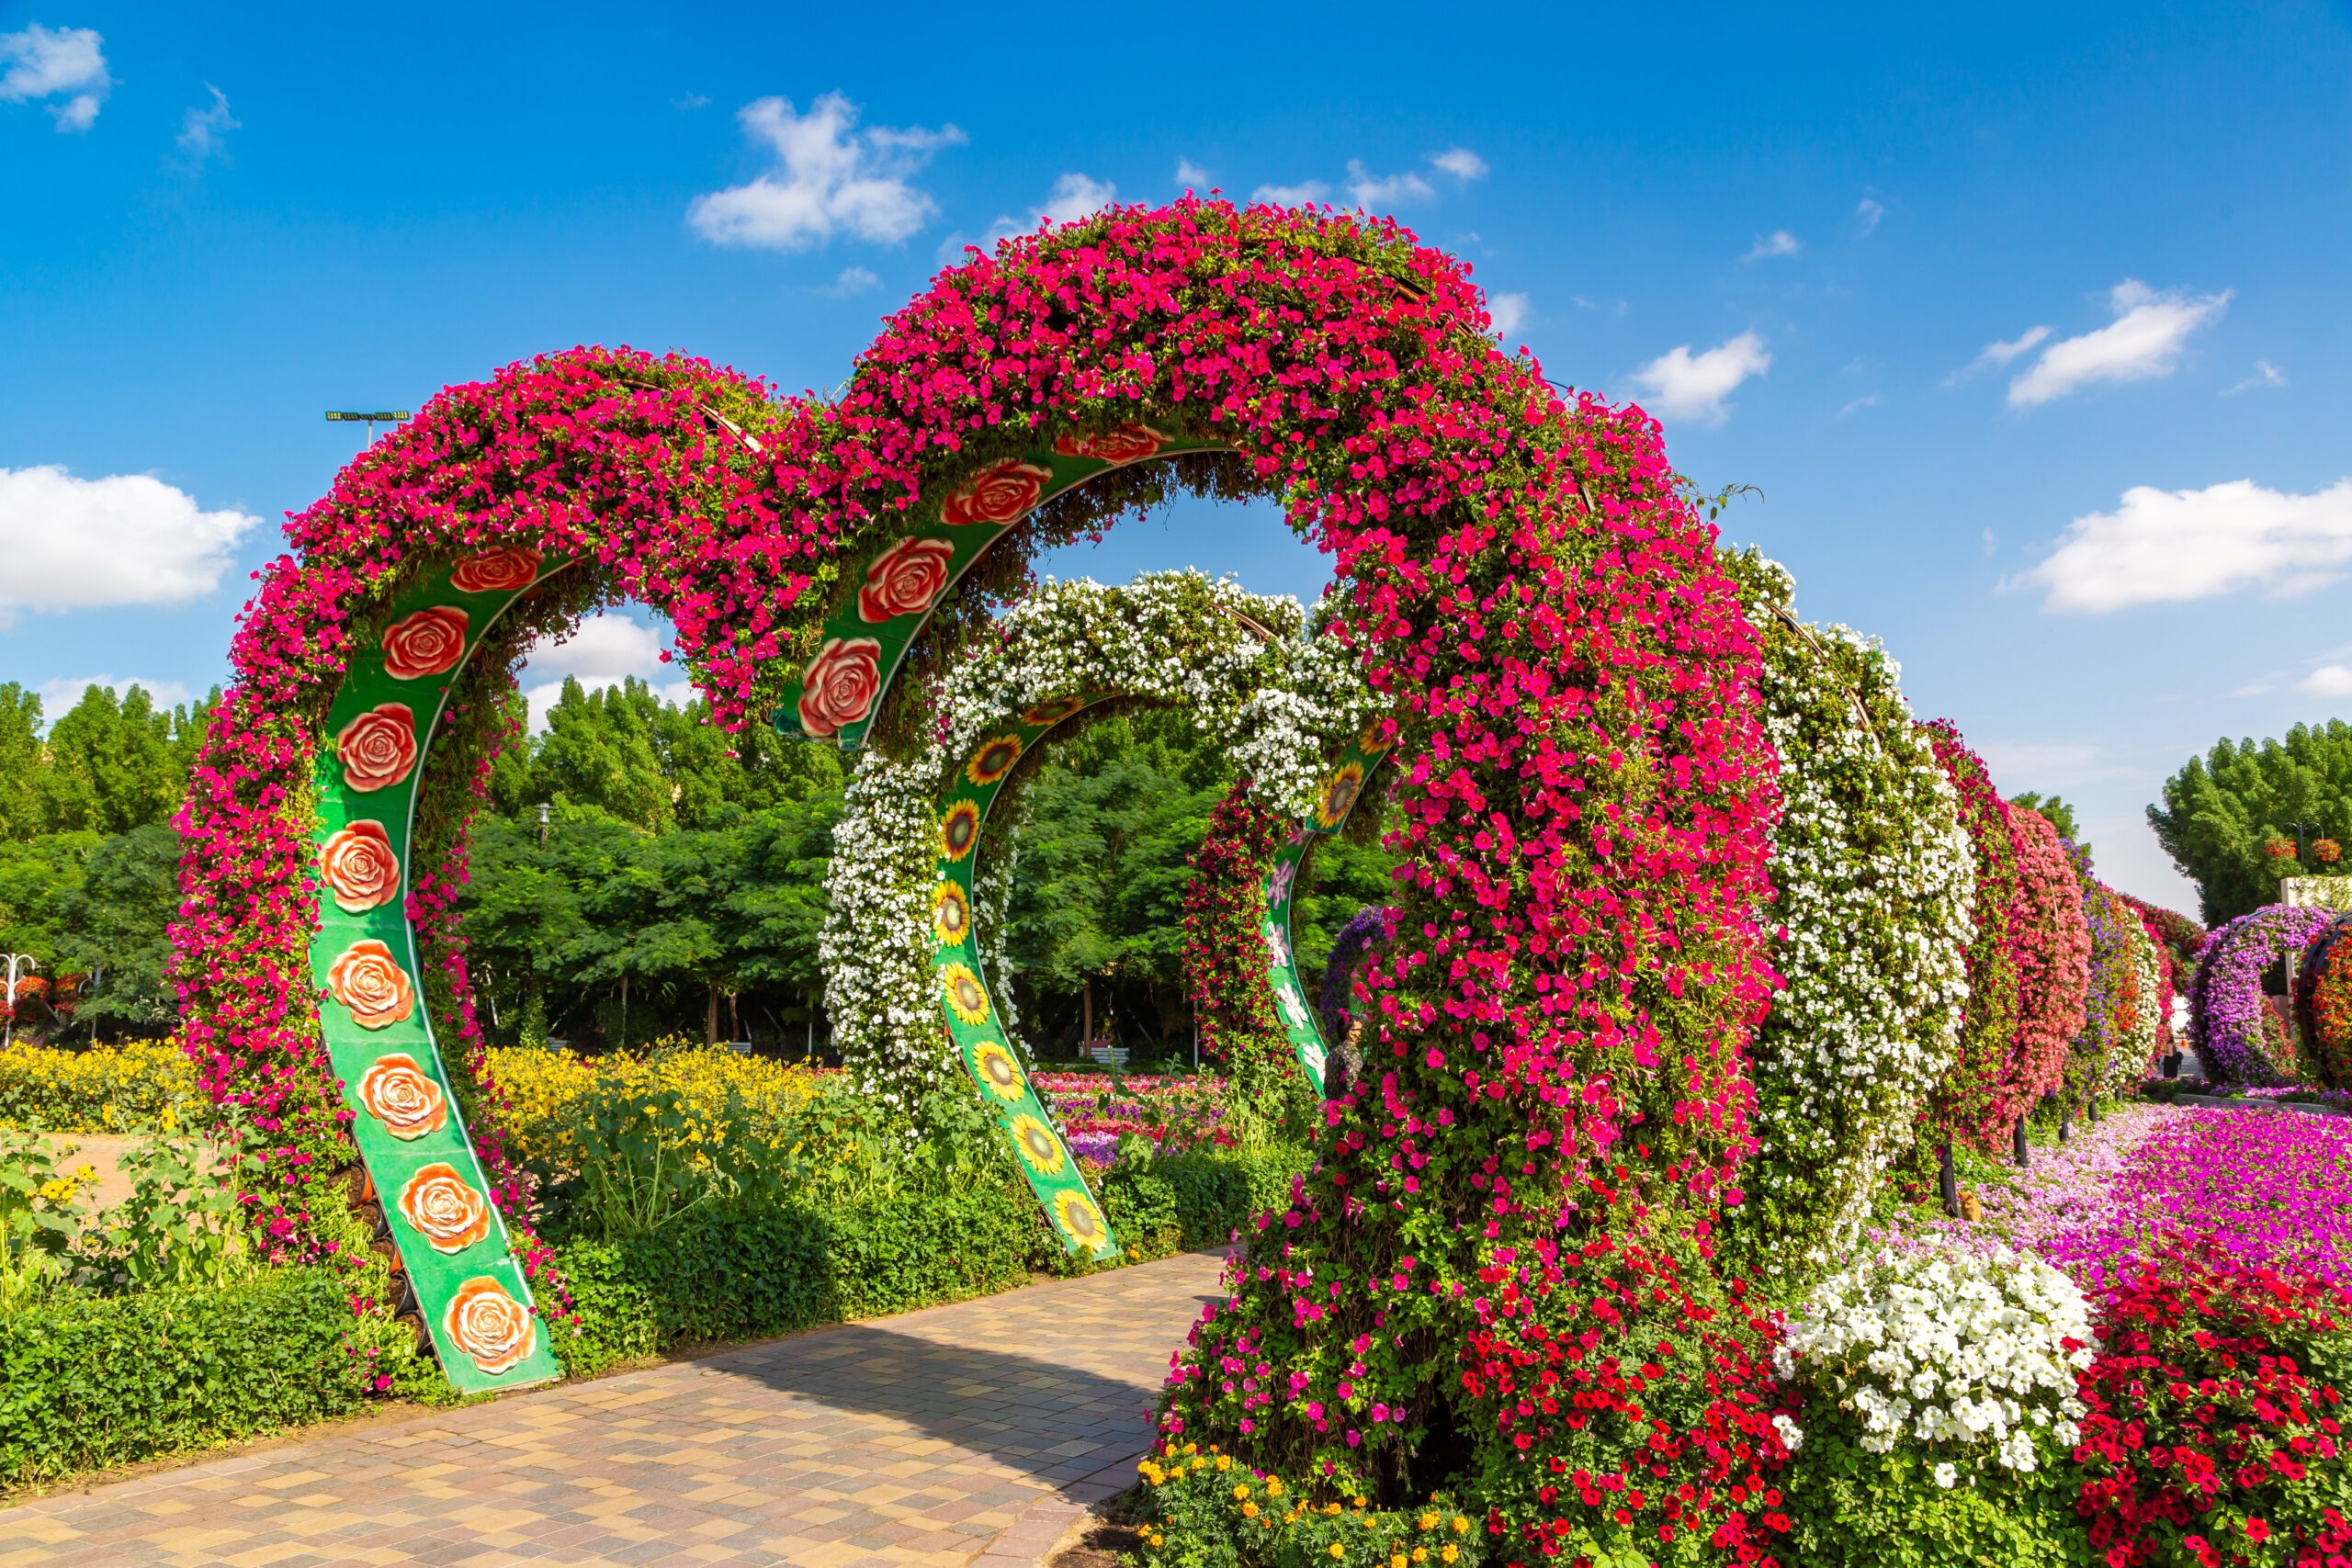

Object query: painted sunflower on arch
[1022,694,1086,728]
[967,1038,1026,1100]
[932,881,972,948]
[940,962,990,1026]
[1052,1189,1109,1252]
[966,733,1023,787]
[1315,761,1365,830]
[1008,1113,1067,1177]
[939,799,981,862]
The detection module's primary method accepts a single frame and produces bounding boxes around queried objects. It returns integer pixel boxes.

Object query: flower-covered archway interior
[176,198,1781,1470]
[818,570,1383,1259]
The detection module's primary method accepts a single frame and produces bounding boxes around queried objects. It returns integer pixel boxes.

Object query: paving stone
[0,1251,1224,1566]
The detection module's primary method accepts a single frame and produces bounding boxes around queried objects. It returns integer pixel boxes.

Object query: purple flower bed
[1874,1100,2352,1303]
[2053,1106,2352,1292]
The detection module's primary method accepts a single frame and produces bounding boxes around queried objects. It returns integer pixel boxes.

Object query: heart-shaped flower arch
[173,195,1785,1506]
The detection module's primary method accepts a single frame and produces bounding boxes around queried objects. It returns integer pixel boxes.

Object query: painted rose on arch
[380,605,469,680]
[796,637,882,739]
[319,820,400,913]
[1052,423,1166,464]
[855,536,956,622]
[356,1052,445,1140]
[330,938,415,1029]
[399,1163,492,1253]
[940,460,1051,526]
[448,547,542,593]
[443,1275,535,1375]
[336,704,418,793]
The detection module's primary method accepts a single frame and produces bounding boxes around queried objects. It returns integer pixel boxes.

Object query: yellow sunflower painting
[933,881,972,948]
[941,962,990,1026]
[1008,1113,1067,1177]
[1316,761,1365,829]
[1053,1189,1109,1251]
[939,799,981,862]
[1356,717,1392,754]
[966,733,1023,787]
[1022,694,1086,728]
[968,1038,1026,1100]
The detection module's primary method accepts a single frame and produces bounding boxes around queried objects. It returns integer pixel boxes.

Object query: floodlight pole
[325,410,413,445]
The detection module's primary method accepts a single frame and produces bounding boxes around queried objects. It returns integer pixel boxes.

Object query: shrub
[0,1037,199,1133]
[2070,1242,2352,1566]
[1776,1240,2094,1567]
[485,1040,826,1175]
[1100,1145,1304,1261]
[0,1269,402,1485]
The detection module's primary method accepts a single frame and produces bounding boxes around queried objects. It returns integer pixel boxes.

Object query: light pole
[325,410,413,445]
[3,953,36,1048]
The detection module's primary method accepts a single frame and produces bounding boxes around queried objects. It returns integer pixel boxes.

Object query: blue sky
[4,2,2349,908]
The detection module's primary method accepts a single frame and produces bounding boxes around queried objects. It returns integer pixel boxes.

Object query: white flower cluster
[1775,1240,2092,1477]
[820,570,1381,1107]
[1728,552,1976,1267]
[2110,919,2163,1096]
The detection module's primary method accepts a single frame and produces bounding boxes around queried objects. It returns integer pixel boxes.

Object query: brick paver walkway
[0,1250,1230,1568]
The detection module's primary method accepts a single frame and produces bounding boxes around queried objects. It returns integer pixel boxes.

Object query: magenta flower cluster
[2189,904,2336,1087]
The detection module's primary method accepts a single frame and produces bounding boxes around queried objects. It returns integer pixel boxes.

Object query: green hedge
[0,1269,368,1485]
[557,1148,1303,1378]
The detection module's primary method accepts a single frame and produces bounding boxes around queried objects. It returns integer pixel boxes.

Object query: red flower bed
[2072,1241,2352,1567]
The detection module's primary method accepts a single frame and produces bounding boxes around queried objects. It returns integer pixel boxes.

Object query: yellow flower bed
[0,1038,201,1133]
[1135,1444,1485,1566]
[486,1037,830,1172]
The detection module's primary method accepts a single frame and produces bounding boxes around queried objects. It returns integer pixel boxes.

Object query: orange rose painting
[319,820,400,913]
[444,1275,536,1376]
[356,1052,445,1140]
[380,604,469,680]
[398,1163,492,1253]
[330,939,415,1029]
[335,704,419,793]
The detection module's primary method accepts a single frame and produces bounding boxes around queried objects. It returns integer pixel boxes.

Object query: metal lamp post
[3,953,36,1048]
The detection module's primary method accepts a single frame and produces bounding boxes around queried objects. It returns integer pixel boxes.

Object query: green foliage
[1781,1432,2086,1568]
[0,1268,401,1485]
[2148,720,2352,923]
[1099,1145,1303,1259]
[52,823,183,1028]
[0,1127,91,1313]
[1137,1457,1493,1568]
[100,1134,252,1291]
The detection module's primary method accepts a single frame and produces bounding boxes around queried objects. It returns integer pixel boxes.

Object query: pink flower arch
[173,197,1788,1516]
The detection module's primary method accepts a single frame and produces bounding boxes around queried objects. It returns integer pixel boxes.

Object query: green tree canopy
[2149,719,2352,924]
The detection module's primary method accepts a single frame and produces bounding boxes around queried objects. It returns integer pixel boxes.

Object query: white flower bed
[820,570,1380,1107]
[1775,1240,2092,1477]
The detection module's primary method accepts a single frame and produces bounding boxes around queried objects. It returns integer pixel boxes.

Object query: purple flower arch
[2188,903,2335,1087]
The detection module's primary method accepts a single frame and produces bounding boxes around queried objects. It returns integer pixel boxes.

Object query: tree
[54,824,182,1031]
[32,683,210,837]
[2149,719,2352,924]
[0,684,45,841]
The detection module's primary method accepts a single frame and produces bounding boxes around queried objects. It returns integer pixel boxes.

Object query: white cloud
[1036,171,1115,223]
[1982,527,1997,558]
[1626,332,1772,425]
[1487,291,1529,342]
[0,466,256,618]
[1251,180,1330,205]
[686,92,965,251]
[517,613,688,730]
[2014,477,2352,613]
[2007,279,2231,407]
[1743,229,1801,261]
[0,23,108,130]
[2299,665,2352,698]
[175,85,239,167]
[38,675,194,715]
[1430,147,1488,183]
[1856,198,1884,236]
[2224,360,2287,396]
[1345,159,1433,209]
[1947,324,2052,384]
[673,92,711,111]
[825,265,879,294]
[1175,156,1210,188]
[1837,392,1880,418]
